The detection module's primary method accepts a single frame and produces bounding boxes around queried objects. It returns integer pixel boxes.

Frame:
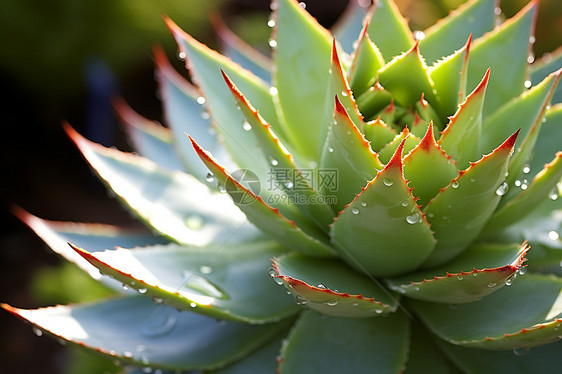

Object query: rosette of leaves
[5,0,562,373]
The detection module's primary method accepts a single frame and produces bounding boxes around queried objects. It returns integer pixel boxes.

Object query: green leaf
[190,136,335,257]
[13,207,165,284]
[2,296,292,370]
[387,242,528,303]
[208,332,285,374]
[65,125,259,246]
[419,0,496,65]
[211,14,272,83]
[468,1,537,117]
[356,82,393,120]
[114,97,183,172]
[377,43,438,109]
[348,21,385,97]
[483,153,562,235]
[320,97,382,212]
[403,123,459,207]
[367,0,414,61]
[272,252,398,317]
[428,36,471,121]
[363,117,397,152]
[167,19,288,180]
[529,103,562,179]
[438,339,562,374]
[437,69,489,170]
[274,0,333,161]
[325,39,364,131]
[154,47,236,183]
[278,310,409,374]
[530,46,562,105]
[378,127,420,164]
[331,141,436,277]
[73,240,299,324]
[422,131,518,267]
[410,273,562,350]
[403,323,451,374]
[482,69,562,186]
[222,71,335,228]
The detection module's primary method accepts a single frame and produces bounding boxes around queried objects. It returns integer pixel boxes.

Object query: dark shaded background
[1,0,560,373]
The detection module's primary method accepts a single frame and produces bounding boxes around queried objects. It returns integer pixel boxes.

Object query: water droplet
[295,295,307,305]
[401,200,409,207]
[383,178,393,186]
[457,275,464,281]
[472,272,478,277]
[328,147,334,153]
[496,182,509,196]
[317,284,327,289]
[32,327,43,336]
[351,208,359,215]
[270,1,278,10]
[190,302,197,308]
[515,180,522,187]
[267,19,276,28]
[242,120,252,131]
[205,173,215,182]
[123,351,133,358]
[268,86,279,96]
[217,184,227,193]
[529,35,536,43]
[518,267,527,275]
[521,183,528,191]
[325,299,338,306]
[200,265,212,274]
[268,268,276,277]
[285,181,294,189]
[122,284,129,291]
[413,30,426,40]
[138,288,148,294]
[268,39,278,48]
[273,276,284,286]
[152,297,163,304]
[505,273,517,286]
[487,282,497,288]
[549,231,560,241]
[298,2,306,9]
[196,96,206,105]
[406,212,419,224]
[469,177,476,183]
[200,111,210,120]
[494,7,502,15]
[451,181,460,189]
[178,51,187,60]
[527,54,535,64]
[551,192,559,201]
[268,155,279,166]
[341,90,348,97]
[141,310,178,338]
[185,214,204,229]
[513,347,530,356]
[360,201,367,207]
[524,80,532,89]
[522,165,531,174]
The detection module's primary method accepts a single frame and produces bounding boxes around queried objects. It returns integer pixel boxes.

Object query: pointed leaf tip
[334,95,347,116]
[418,122,436,152]
[385,137,406,171]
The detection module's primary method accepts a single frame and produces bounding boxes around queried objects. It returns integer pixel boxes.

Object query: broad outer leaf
[190,136,335,257]
[167,18,287,181]
[273,0,333,162]
[331,140,436,277]
[367,0,414,61]
[468,1,537,116]
[65,125,259,246]
[387,242,528,303]
[13,207,165,282]
[483,152,562,234]
[423,131,518,267]
[73,241,298,323]
[410,273,562,350]
[403,123,459,207]
[438,69,489,170]
[222,70,335,228]
[114,97,184,172]
[320,96,382,212]
[2,296,292,370]
[438,338,562,374]
[278,310,409,374]
[272,252,398,318]
[420,0,495,65]
[154,47,236,182]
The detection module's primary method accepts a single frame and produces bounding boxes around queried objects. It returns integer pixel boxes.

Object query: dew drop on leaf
[518,267,527,275]
[495,182,509,196]
[360,201,367,207]
[524,80,532,89]
[122,284,129,291]
[317,284,327,289]
[413,30,425,41]
[505,273,517,286]
[269,86,278,95]
[522,164,531,174]
[141,310,178,338]
[138,288,148,294]
[268,39,278,48]
[325,299,338,306]
[487,282,497,288]
[406,212,419,224]
[457,275,464,281]
[328,147,334,153]
[205,173,215,183]
[242,120,252,131]
[200,265,212,274]
[549,231,560,241]
[351,208,359,215]
[152,297,163,304]
[32,327,43,337]
[267,18,276,28]
[451,181,460,189]
[190,302,197,308]
[196,96,206,105]
[295,295,307,305]
[383,178,393,186]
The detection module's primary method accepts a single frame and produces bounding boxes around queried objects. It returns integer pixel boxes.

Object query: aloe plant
[5,0,562,372]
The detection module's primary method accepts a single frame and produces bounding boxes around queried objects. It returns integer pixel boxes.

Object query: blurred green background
[0,1,559,373]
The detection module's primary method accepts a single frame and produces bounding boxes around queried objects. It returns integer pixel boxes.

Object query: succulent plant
[5,0,562,372]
